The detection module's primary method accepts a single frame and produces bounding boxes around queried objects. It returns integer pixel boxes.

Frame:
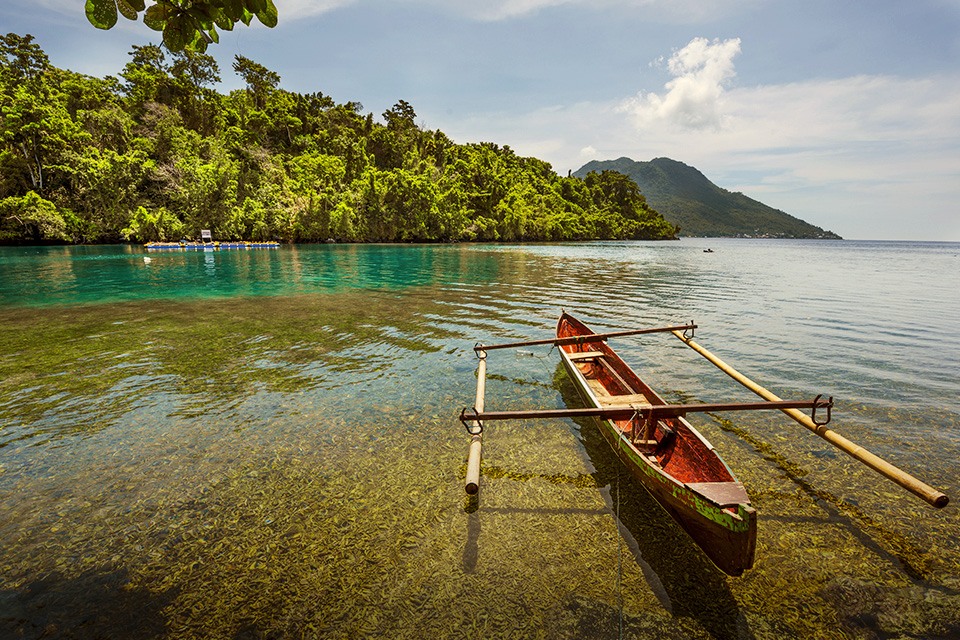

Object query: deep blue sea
[1,239,958,639]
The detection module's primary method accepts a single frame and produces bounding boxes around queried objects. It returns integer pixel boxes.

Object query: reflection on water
[1,240,959,639]
[0,244,511,308]
[554,365,746,638]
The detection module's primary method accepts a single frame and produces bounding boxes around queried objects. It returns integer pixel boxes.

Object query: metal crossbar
[474,323,697,354]
[459,396,833,430]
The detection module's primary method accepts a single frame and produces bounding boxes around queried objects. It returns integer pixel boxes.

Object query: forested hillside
[0,34,679,244]
[576,157,840,239]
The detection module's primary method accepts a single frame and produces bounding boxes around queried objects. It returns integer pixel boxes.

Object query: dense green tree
[172,49,220,89]
[0,192,70,242]
[0,35,679,245]
[1,34,54,194]
[171,49,222,133]
[122,205,184,242]
[382,100,417,131]
[233,55,279,110]
[0,33,49,82]
[120,44,173,108]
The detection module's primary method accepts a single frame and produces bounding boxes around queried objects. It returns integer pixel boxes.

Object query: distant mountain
[574,157,841,239]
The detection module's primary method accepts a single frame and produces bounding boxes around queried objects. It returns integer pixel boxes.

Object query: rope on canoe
[532,346,556,381]
[616,426,624,640]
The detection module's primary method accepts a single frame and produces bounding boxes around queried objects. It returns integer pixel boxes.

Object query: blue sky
[4,0,960,240]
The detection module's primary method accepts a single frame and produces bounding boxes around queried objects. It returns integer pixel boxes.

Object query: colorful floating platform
[145,241,281,251]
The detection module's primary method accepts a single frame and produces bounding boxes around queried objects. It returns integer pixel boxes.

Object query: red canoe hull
[557,312,756,576]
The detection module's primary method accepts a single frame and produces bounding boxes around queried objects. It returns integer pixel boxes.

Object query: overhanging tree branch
[84,0,278,52]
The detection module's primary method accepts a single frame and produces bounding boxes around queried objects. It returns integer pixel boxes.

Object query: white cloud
[440,0,759,22]
[446,0,580,21]
[272,0,761,23]
[274,0,360,19]
[619,37,741,130]
[276,0,577,22]
[31,0,82,13]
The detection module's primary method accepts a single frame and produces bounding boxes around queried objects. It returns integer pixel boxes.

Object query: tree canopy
[84,0,278,52]
[0,34,679,244]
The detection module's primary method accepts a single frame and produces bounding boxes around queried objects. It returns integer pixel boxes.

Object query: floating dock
[145,241,281,250]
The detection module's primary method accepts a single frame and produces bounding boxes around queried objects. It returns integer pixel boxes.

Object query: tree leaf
[116,0,138,21]
[212,8,234,31]
[144,3,175,30]
[163,14,192,52]
[188,30,209,54]
[256,0,278,28]
[222,0,245,21]
[187,7,214,29]
[85,0,118,30]
[245,0,267,13]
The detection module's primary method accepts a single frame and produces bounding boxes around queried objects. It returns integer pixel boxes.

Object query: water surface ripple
[1,239,958,639]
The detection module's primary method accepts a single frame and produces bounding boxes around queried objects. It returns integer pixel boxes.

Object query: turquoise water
[0,244,506,306]
[1,240,959,639]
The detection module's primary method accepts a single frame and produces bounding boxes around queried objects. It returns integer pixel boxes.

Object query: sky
[4,0,960,240]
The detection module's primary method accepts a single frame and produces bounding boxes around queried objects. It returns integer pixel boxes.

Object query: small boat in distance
[556,312,756,575]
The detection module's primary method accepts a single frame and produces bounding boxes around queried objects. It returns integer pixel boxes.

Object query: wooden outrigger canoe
[460,312,948,577]
[556,312,756,576]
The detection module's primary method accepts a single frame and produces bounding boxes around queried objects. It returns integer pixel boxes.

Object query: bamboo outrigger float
[670,330,949,509]
[460,312,948,576]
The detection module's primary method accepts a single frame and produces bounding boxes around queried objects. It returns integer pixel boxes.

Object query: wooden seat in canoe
[567,350,605,361]
[597,393,652,407]
[686,482,750,507]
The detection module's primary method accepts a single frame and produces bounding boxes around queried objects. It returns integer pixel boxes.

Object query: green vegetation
[576,157,841,239]
[0,34,679,245]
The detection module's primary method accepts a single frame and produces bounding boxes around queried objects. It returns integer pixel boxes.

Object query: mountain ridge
[574,157,841,239]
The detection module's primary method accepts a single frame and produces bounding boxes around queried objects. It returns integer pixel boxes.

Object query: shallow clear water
[1,239,958,639]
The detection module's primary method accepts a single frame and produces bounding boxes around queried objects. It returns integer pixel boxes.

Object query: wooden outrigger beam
[460,397,833,428]
[671,330,949,509]
[474,323,697,354]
